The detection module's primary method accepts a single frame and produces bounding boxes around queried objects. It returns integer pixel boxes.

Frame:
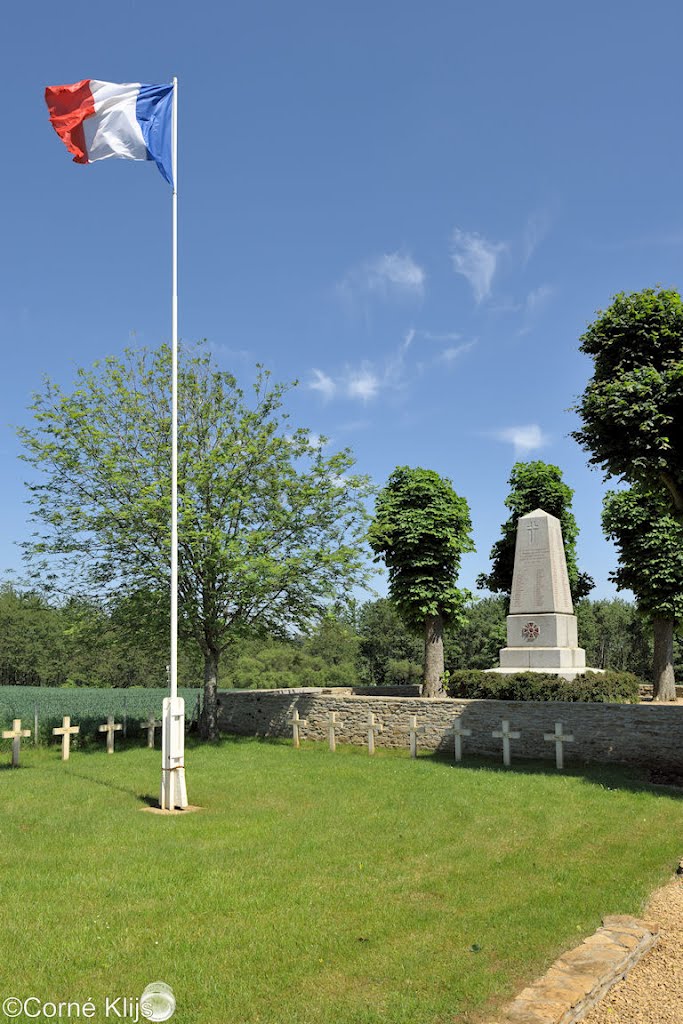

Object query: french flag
[45,80,174,186]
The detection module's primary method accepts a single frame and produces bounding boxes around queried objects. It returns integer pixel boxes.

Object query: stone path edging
[490,914,659,1024]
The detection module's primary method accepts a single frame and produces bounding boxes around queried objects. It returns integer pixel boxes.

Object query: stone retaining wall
[217,688,683,771]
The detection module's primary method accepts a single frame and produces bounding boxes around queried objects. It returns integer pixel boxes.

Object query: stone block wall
[217,688,683,771]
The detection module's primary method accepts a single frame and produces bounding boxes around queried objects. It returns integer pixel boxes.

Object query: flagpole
[170,74,178,704]
[160,76,187,811]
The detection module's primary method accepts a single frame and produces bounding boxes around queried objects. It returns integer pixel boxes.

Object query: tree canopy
[573,286,683,697]
[18,344,373,736]
[573,287,683,511]
[477,461,593,604]
[368,466,474,696]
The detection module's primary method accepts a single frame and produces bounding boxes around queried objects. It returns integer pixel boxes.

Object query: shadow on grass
[422,748,683,800]
[210,732,683,801]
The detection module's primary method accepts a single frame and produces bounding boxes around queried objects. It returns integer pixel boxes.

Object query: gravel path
[582,873,683,1024]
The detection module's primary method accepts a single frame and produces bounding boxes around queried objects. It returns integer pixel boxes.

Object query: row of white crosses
[288,709,575,770]
[290,709,385,754]
[1,713,164,766]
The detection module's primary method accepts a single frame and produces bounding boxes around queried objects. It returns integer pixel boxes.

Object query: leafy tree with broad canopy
[18,344,373,738]
[367,466,474,697]
[602,485,683,700]
[573,288,683,512]
[477,461,594,605]
[573,286,683,697]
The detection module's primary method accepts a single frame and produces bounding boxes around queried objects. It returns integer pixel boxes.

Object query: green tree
[601,485,683,699]
[367,466,474,697]
[477,461,594,604]
[573,287,683,512]
[574,598,651,678]
[446,596,508,671]
[573,286,683,697]
[357,598,422,684]
[18,344,373,738]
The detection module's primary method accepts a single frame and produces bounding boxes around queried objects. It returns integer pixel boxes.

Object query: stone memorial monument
[494,508,587,678]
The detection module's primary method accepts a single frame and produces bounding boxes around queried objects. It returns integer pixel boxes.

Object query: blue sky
[2,0,683,603]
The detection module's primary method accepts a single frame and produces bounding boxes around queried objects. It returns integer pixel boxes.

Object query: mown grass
[1,738,682,1024]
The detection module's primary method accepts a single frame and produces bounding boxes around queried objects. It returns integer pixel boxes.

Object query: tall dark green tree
[573,287,683,696]
[367,466,474,697]
[18,344,373,738]
[573,287,683,512]
[477,461,594,604]
[602,485,683,699]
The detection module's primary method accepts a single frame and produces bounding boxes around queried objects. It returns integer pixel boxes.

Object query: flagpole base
[160,697,189,810]
[160,767,188,810]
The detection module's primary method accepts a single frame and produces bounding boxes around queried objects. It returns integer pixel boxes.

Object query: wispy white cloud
[310,326,474,405]
[207,341,254,363]
[309,368,336,400]
[493,424,550,455]
[439,340,477,364]
[515,284,557,337]
[521,207,554,265]
[450,228,507,303]
[338,249,426,303]
[525,284,555,314]
[347,364,381,401]
[419,330,462,343]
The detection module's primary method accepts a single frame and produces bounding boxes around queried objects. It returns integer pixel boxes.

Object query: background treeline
[0,582,665,688]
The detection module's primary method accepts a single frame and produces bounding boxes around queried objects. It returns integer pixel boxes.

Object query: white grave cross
[452,720,472,763]
[492,719,520,767]
[98,715,122,754]
[326,711,344,752]
[289,709,307,748]
[2,719,31,767]
[53,716,80,761]
[544,721,574,770]
[367,711,383,755]
[143,714,162,749]
[406,715,426,759]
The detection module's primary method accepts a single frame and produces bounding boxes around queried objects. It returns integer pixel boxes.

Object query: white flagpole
[171,74,178,703]
[161,76,188,810]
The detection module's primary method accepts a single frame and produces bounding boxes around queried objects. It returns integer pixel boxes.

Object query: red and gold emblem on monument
[521,621,540,642]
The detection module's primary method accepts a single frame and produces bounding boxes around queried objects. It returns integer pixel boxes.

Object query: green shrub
[385,659,422,686]
[445,670,641,703]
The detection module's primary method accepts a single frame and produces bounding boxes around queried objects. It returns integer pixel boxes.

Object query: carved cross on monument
[98,716,122,754]
[492,720,520,767]
[367,711,383,755]
[452,720,472,763]
[544,721,574,770]
[326,711,343,752]
[406,715,425,759]
[526,520,539,544]
[2,719,31,767]
[288,709,307,748]
[143,714,162,750]
[53,716,80,761]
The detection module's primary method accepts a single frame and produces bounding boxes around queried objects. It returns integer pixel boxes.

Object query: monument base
[499,645,586,670]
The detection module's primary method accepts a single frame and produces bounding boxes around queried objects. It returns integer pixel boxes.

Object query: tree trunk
[423,613,445,697]
[652,616,676,702]
[199,648,220,740]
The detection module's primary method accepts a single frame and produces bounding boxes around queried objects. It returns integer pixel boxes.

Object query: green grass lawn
[1,739,682,1024]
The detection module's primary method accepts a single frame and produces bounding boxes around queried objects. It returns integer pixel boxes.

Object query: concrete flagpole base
[160,697,189,811]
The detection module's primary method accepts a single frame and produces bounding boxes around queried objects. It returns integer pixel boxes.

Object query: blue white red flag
[45,80,174,185]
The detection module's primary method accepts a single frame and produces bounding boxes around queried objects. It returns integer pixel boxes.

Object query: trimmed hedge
[445,670,641,703]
